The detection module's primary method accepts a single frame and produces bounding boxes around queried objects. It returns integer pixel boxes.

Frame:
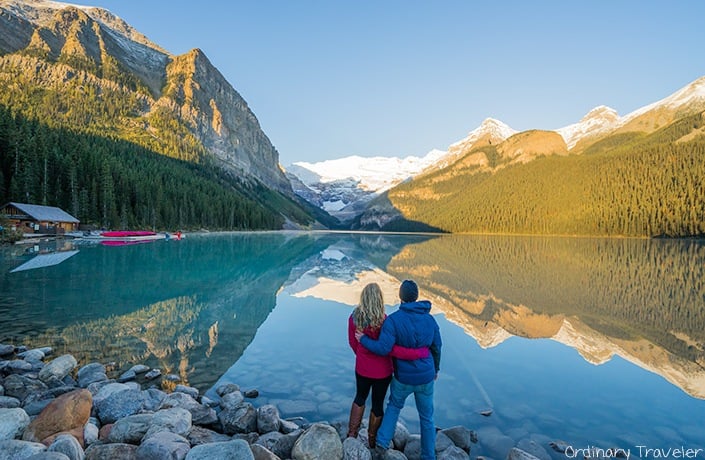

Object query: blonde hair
[353,283,385,331]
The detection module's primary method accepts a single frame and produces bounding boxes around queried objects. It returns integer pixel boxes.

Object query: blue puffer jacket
[360,300,442,385]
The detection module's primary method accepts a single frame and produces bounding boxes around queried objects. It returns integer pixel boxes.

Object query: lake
[1,232,704,458]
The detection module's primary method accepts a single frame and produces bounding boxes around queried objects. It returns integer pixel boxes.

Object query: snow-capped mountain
[446,118,517,159]
[286,149,447,221]
[557,105,620,149]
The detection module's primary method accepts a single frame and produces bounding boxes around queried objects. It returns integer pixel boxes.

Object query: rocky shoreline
[0,343,563,460]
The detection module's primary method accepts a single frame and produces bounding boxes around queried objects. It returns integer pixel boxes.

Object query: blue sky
[71,1,705,165]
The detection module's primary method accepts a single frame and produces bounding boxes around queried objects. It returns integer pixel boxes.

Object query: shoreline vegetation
[0,343,572,460]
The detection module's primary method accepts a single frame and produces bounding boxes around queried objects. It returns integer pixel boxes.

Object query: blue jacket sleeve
[360,317,396,356]
[430,322,442,373]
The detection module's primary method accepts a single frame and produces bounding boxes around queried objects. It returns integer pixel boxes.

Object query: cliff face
[0,0,293,195]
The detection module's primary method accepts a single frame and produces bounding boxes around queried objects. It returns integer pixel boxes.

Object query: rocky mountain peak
[580,105,619,123]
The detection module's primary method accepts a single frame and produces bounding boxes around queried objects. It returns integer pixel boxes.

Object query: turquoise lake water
[1,232,704,458]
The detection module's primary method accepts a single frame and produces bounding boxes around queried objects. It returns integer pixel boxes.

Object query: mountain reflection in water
[2,232,705,448]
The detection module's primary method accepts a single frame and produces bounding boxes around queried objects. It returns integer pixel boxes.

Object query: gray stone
[83,423,99,447]
[128,364,150,374]
[515,439,550,460]
[250,443,280,460]
[84,442,138,460]
[215,383,240,397]
[174,385,199,399]
[38,355,77,383]
[0,439,47,459]
[257,404,281,434]
[292,423,343,460]
[4,360,33,372]
[0,395,20,409]
[0,407,30,440]
[92,382,132,403]
[77,363,107,388]
[280,418,300,434]
[507,447,541,460]
[145,407,192,438]
[220,391,244,410]
[392,422,411,451]
[38,347,53,356]
[136,431,190,460]
[200,396,218,408]
[0,344,15,356]
[185,439,254,460]
[244,389,259,398]
[117,370,136,383]
[441,426,476,453]
[159,392,217,426]
[18,349,45,362]
[48,433,85,460]
[143,388,168,412]
[3,374,48,402]
[186,426,231,446]
[255,431,283,451]
[144,369,162,380]
[108,413,154,444]
[267,429,302,459]
[438,446,469,460]
[403,434,422,460]
[95,389,145,424]
[343,436,371,460]
[165,374,180,382]
[25,453,71,460]
[85,380,115,397]
[23,398,55,417]
[548,441,570,454]
[219,402,257,435]
[384,450,408,460]
[436,431,455,454]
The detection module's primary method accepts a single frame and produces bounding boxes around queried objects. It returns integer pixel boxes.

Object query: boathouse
[0,202,79,235]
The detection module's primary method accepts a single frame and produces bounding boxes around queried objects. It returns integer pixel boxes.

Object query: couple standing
[347,279,442,460]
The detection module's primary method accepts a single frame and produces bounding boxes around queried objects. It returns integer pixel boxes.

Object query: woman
[347,282,429,448]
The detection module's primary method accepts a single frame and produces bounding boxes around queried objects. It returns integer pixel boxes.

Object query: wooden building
[0,202,79,235]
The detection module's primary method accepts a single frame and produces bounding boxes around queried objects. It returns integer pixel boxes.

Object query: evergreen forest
[0,106,313,230]
[388,113,705,237]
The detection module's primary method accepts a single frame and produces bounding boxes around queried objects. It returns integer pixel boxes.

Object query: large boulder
[107,413,154,444]
[84,443,138,460]
[291,423,343,460]
[95,389,145,424]
[185,439,254,460]
[440,426,475,453]
[220,391,244,411]
[136,431,191,460]
[144,407,192,439]
[3,374,48,402]
[76,364,107,388]
[22,389,92,446]
[0,407,30,440]
[47,433,85,460]
[219,403,257,435]
[0,439,47,459]
[257,404,281,434]
[38,355,77,383]
[186,426,232,446]
[250,444,280,460]
[342,436,371,460]
[159,392,217,426]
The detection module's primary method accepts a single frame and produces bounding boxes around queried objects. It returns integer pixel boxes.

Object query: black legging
[354,372,392,416]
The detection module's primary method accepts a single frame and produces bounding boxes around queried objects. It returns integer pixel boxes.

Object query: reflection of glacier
[384,236,705,400]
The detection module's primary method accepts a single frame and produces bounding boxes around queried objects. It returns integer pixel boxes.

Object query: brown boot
[368,411,383,448]
[347,402,365,438]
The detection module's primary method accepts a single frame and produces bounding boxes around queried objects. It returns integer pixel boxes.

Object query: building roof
[4,202,80,223]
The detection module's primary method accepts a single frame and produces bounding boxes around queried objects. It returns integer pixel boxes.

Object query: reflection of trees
[23,233,331,390]
[387,235,705,369]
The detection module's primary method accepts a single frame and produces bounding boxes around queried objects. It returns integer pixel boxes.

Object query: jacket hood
[399,300,432,314]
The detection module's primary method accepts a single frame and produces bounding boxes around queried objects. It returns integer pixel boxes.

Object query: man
[356,279,442,460]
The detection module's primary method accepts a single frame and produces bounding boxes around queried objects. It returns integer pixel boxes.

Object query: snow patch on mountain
[557,105,620,149]
[287,149,448,220]
[621,76,705,122]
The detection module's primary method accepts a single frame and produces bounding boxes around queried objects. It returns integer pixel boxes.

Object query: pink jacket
[348,314,429,379]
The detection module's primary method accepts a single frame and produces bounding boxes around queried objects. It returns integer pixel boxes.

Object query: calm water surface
[1,232,704,457]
